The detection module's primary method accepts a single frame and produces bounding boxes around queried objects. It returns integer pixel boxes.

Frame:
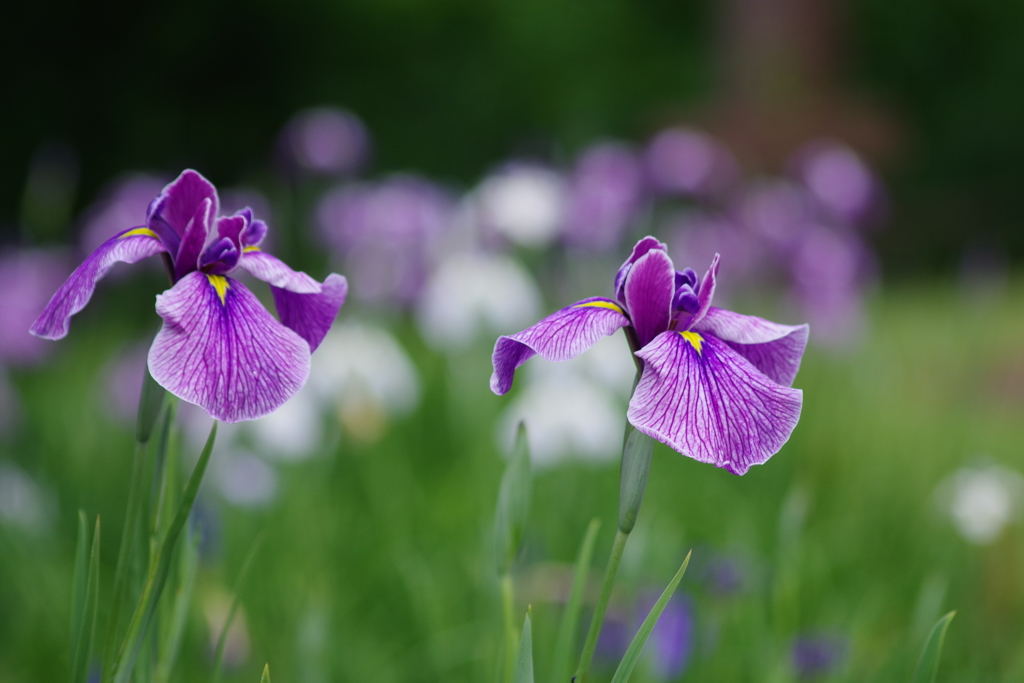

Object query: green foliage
[516,610,534,683]
[495,422,532,574]
[911,612,956,683]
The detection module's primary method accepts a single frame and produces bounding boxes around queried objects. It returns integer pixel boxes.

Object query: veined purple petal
[622,247,675,348]
[692,307,809,386]
[490,297,630,395]
[271,273,348,352]
[147,170,220,238]
[148,272,311,423]
[29,227,167,340]
[173,197,213,280]
[614,236,667,300]
[240,250,321,294]
[628,331,802,475]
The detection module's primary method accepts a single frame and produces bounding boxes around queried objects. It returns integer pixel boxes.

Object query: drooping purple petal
[692,307,809,386]
[147,169,220,238]
[622,248,675,348]
[628,331,802,475]
[270,273,348,352]
[490,297,630,395]
[614,236,667,299]
[173,197,213,280]
[148,272,311,423]
[240,250,321,293]
[29,228,168,340]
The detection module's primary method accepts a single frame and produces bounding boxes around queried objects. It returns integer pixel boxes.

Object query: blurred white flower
[476,165,566,248]
[311,323,421,442]
[496,335,635,467]
[416,252,541,351]
[211,450,278,508]
[0,462,52,532]
[936,462,1024,545]
[247,386,324,461]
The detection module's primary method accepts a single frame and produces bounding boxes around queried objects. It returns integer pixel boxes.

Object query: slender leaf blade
[551,518,601,683]
[260,663,271,683]
[213,530,267,682]
[610,551,691,683]
[153,523,200,683]
[515,609,534,683]
[111,422,218,683]
[70,511,89,662]
[495,422,532,574]
[911,611,956,683]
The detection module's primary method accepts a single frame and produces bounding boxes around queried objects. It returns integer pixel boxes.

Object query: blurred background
[2,0,1024,681]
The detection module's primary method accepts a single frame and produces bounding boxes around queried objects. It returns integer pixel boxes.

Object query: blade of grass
[911,611,956,683]
[260,663,271,683]
[609,550,691,683]
[71,514,100,683]
[213,530,268,683]
[516,608,533,683]
[551,518,601,683]
[70,511,89,665]
[110,422,218,683]
[153,522,200,683]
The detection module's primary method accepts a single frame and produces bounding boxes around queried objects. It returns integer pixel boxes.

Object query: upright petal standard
[31,169,347,422]
[491,236,808,474]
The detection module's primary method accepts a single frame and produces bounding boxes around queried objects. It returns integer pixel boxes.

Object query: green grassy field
[2,277,1023,683]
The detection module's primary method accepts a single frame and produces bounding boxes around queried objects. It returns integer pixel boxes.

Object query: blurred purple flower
[101,342,149,424]
[790,225,872,347]
[647,594,694,679]
[564,142,646,252]
[0,249,70,366]
[792,141,883,228]
[279,107,370,176]
[703,555,745,597]
[79,174,168,254]
[594,611,632,667]
[791,634,847,679]
[317,174,454,306]
[668,211,765,294]
[645,127,738,197]
[734,179,815,248]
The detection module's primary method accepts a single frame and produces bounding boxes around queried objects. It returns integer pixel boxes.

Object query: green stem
[102,439,149,677]
[501,573,518,683]
[575,528,630,683]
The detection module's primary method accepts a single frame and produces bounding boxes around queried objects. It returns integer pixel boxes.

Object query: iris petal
[240,250,322,294]
[30,227,167,340]
[148,271,311,423]
[692,307,809,386]
[271,273,348,352]
[622,247,675,348]
[628,331,802,475]
[490,296,630,395]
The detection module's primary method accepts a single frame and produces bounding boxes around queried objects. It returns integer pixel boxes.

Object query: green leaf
[111,421,218,683]
[71,513,100,683]
[911,611,956,683]
[551,518,601,683]
[515,609,534,683]
[152,522,199,683]
[213,530,267,683]
[260,663,272,683]
[618,427,653,534]
[495,422,532,574]
[610,550,691,683]
[135,365,166,445]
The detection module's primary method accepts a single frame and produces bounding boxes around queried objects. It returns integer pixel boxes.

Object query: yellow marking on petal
[207,274,230,305]
[573,300,624,314]
[680,331,704,354]
[243,246,260,252]
[119,227,159,240]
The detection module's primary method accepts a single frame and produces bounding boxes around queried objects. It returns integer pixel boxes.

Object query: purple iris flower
[491,236,807,475]
[30,170,348,423]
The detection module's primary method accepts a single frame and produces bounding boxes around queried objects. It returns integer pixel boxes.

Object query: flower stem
[574,528,630,683]
[501,572,518,683]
